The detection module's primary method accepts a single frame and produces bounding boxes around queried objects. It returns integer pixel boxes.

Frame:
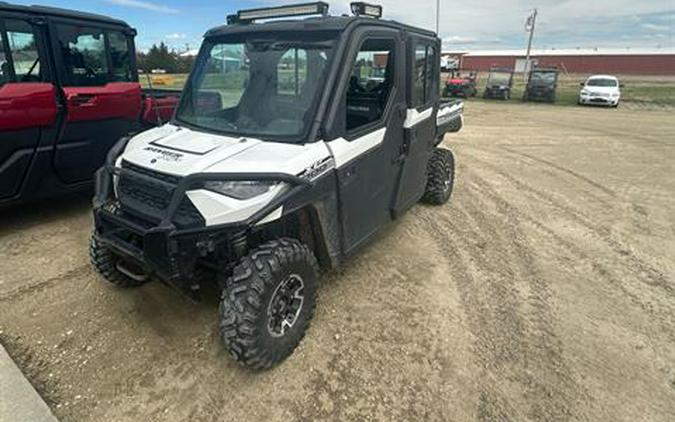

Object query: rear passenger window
[57,25,107,86]
[0,30,8,85]
[56,25,133,86]
[108,31,132,82]
[345,38,395,132]
[412,45,426,106]
[411,42,438,107]
[0,19,42,84]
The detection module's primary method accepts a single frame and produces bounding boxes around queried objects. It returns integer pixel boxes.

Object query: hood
[122,123,331,177]
[448,78,468,84]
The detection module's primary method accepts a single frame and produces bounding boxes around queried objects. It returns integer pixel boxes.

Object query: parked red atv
[443,71,478,98]
[0,3,180,206]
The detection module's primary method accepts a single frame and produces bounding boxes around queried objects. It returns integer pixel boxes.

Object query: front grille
[118,161,204,228]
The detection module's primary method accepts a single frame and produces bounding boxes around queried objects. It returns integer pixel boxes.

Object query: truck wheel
[89,235,148,287]
[219,238,319,369]
[422,148,455,205]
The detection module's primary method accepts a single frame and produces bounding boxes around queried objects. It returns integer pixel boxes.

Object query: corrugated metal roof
[443,48,675,57]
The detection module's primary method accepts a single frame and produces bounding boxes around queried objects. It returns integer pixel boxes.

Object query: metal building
[443,48,675,75]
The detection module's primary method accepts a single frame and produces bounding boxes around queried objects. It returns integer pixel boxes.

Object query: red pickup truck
[0,2,180,205]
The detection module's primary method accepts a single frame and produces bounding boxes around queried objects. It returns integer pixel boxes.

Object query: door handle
[69,94,97,106]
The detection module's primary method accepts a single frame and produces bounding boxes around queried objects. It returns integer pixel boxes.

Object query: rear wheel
[422,148,455,205]
[219,238,318,369]
[89,234,148,287]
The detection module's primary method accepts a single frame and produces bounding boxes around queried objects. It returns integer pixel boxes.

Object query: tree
[136,42,195,74]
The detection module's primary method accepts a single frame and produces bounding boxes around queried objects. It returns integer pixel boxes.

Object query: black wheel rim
[267,274,304,338]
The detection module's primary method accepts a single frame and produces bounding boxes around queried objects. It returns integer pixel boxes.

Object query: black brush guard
[92,161,311,285]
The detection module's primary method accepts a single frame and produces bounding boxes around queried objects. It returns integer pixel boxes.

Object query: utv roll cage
[226,2,381,25]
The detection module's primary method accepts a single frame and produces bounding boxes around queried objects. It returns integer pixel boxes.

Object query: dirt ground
[1,102,674,422]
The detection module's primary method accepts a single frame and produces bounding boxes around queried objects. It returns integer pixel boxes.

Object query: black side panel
[392,35,440,216]
[0,128,40,198]
[338,130,402,250]
[53,118,138,183]
[326,27,407,254]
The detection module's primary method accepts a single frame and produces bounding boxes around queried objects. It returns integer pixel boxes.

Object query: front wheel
[219,238,319,369]
[89,234,148,288]
[421,148,455,205]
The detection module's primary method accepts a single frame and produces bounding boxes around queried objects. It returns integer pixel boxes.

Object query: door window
[0,30,8,85]
[411,42,438,108]
[108,31,132,82]
[56,25,134,86]
[0,19,42,84]
[346,38,395,132]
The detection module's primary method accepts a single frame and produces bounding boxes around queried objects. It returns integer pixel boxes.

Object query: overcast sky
[9,0,674,51]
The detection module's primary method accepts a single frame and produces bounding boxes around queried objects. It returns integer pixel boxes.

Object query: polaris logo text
[143,146,183,162]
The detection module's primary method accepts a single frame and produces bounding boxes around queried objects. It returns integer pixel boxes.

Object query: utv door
[0,16,58,200]
[326,29,406,252]
[49,21,141,184]
[393,36,439,214]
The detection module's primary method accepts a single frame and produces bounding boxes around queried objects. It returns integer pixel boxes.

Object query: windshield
[530,71,556,85]
[175,33,336,142]
[488,71,511,85]
[586,78,617,87]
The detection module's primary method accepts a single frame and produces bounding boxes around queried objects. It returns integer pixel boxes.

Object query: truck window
[2,20,41,83]
[0,30,8,85]
[56,25,109,86]
[411,42,438,107]
[108,31,132,82]
[411,44,426,107]
[346,38,395,132]
[425,45,438,101]
[56,26,133,85]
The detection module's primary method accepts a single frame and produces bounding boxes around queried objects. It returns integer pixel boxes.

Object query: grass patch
[442,72,675,108]
[140,71,675,109]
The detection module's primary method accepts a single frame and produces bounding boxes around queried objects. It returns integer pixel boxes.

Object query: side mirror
[620,83,625,88]
[579,82,585,87]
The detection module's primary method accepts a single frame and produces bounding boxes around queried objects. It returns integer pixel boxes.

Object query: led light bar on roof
[227,2,330,24]
[350,2,382,18]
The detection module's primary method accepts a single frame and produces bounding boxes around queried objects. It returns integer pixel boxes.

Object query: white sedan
[578,75,622,107]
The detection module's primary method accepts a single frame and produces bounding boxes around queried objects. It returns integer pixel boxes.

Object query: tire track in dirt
[415,171,580,421]
[465,151,674,300]
[0,265,89,303]
[458,147,675,349]
[500,147,615,197]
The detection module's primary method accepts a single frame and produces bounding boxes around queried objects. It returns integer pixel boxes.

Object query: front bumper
[484,87,509,99]
[579,95,618,106]
[92,157,311,286]
[525,88,555,101]
[445,86,470,96]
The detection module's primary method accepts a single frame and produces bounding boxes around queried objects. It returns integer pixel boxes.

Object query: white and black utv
[90,2,463,369]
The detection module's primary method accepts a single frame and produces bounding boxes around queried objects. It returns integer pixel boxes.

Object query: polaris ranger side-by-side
[483,67,514,100]
[443,70,477,98]
[0,2,180,206]
[91,2,464,369]
[523,67,559,103]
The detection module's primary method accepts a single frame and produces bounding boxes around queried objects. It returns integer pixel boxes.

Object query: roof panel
[0,1,130,27]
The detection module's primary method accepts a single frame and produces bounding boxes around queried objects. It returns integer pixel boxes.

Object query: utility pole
[524,8,537,81]
[435,0,440,35]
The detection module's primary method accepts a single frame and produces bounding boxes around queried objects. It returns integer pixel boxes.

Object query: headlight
[611,92,619,97]
[581,90,590,96]
[203,180,281,200]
